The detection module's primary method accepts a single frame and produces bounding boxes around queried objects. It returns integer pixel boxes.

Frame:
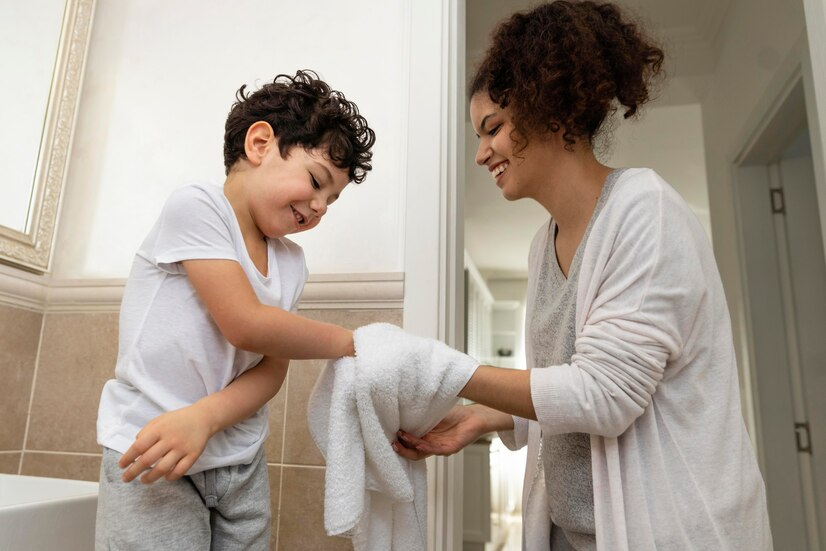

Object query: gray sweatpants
[95,446,271,550]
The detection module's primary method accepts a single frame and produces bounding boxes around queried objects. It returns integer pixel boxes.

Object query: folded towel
[308,323,479,550]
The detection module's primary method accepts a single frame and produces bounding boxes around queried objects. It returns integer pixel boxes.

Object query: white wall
[803,0,826,258]
[53,0,408,278]
[605,104,711,237]
[700,0,805,369]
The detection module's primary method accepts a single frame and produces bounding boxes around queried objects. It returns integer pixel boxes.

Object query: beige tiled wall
[0,304,42,474]
[0,302,401,550]
[24,312,119,479]
[273,309,402,550]
[0,453,20,473]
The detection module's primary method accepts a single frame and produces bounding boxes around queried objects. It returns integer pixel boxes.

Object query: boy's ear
[244,121,277,166]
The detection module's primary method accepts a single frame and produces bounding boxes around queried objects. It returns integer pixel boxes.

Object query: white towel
[307,323,479,551]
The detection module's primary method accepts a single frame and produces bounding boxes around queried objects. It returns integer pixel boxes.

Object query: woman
[394,2,772,549]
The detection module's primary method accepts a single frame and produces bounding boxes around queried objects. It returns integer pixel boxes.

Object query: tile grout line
[274,463,284,550]
[274,369,290,550]
[15,450,102,457]
[18,313,47,474]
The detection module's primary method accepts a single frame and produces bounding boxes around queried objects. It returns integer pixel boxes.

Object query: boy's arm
[182,258,354,358]
[119,355,288,483]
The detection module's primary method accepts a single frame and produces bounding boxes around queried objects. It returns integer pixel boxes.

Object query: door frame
[732,73,821,549]
[402,1,465,550]
[730,27,826,551]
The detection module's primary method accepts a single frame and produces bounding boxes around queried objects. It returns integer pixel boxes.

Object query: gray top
[528,169,624,551]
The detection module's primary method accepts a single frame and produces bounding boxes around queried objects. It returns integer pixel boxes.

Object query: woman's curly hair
[224,70,376,183]
[470,1,664,150]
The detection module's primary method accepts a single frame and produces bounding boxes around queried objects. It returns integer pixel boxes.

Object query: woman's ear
[244,121,277,166]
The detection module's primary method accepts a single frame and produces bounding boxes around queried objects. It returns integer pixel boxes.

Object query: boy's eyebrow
[314,161,341,201]
[315,161,334,185]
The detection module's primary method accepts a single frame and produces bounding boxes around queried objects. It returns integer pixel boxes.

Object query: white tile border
[0,265,49,312]
[0,264,403,313]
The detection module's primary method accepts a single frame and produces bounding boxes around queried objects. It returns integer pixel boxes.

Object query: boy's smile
[290,205,307,228]
[224,121,351,246]
[254,145,350,238]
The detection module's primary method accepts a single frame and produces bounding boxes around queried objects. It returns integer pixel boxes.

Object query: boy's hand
[117,356,288,484]
[118,403,214,484]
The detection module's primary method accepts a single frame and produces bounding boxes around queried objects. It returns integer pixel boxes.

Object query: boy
[95,70,376,550]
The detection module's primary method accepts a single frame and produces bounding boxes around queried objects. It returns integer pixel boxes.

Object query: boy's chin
[288,223,318,236]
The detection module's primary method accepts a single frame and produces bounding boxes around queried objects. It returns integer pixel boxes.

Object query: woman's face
[469,92,560,202]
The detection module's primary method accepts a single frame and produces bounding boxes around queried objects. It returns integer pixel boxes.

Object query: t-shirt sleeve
[289,262,309,313]
[288,243,309,312]
[138,185,239,274]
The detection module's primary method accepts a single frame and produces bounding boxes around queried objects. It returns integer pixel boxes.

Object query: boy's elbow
[218,316,259,351]
[225,331,251,351]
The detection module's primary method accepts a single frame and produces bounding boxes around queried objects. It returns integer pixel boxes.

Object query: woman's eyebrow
[476,113,494,137]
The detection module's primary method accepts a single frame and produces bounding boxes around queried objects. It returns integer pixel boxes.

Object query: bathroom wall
[1,1,449,549]
[608,103,711,237]
[0,296,400,550]
[0,303,42,475]
[699,0,806,371]
[51,0,409,279]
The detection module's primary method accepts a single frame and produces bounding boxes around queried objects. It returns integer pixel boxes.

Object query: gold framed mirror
[0,0,95,273]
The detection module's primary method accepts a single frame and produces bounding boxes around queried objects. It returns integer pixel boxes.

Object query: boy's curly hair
[224,70,376,183]
[470,1,665,150]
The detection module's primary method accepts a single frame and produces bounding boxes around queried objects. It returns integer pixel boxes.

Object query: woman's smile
[491,161,509,187]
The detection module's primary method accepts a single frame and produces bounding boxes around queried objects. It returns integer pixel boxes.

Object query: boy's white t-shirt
[97,182,308,474]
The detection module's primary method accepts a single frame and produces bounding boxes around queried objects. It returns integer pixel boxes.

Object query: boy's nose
[311,199,327,217]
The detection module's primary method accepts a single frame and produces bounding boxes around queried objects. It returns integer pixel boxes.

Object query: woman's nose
[475,141,490,166]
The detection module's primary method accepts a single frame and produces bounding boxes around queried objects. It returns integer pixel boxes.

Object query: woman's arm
[458,365,536,420]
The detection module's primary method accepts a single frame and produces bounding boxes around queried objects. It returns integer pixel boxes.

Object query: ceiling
[463,0,731,275]
[466,0,730,87]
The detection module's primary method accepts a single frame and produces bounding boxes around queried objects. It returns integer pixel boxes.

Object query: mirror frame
[0,0,95,273]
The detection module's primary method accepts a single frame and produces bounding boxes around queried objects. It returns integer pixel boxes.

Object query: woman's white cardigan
[500,168,772,550]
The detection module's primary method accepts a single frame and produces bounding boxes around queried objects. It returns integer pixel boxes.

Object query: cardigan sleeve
[497,415,529,450]
[530,174,708,437]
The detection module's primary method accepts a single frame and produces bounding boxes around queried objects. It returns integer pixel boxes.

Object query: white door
[737,122,825,550]
[776,129,826,543]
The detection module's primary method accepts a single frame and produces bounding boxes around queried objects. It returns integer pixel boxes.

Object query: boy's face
[249,142,351,239]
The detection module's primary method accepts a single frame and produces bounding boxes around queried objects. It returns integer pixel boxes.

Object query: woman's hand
[393,404,504,460]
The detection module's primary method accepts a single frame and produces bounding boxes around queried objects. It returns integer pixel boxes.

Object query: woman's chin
[500,187,521,201]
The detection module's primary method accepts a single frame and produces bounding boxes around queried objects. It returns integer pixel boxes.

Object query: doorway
[734,77,825,551]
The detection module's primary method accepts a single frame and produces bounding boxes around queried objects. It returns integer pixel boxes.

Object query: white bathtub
[0,474,98,550]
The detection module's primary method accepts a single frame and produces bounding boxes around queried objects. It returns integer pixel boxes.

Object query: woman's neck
[536,147,613,235]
